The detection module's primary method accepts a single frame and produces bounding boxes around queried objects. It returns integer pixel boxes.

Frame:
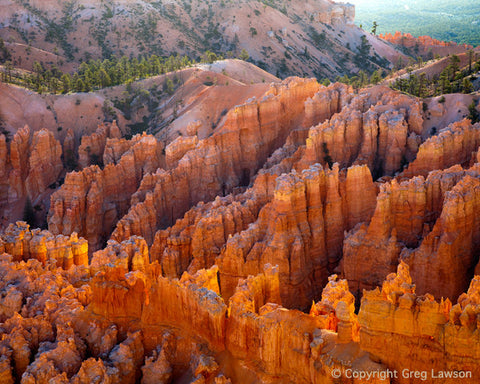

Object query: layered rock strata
[0,126,63,226]
[48,133,163,251]
[344,165,480,300]
[2,75,480,383]
[401,119,480,178]
[217,163,376,309]
[299,86,424,176]
[359,262,480,383]
[111,80,350,245]
[77,121,122,168]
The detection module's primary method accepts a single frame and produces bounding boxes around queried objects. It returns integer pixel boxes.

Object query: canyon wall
[379,31,473,57]
[344,165,480,301]
[0,127,63,225]
[48,133,163,251]
[2,76,480,383]
[216,163,376,309]
[1,221,88,268]
[359,262,480,383]
[110,80,350,246]
[0,121,127,231]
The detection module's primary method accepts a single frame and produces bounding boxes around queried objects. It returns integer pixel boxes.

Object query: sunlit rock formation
[1,69,480,383]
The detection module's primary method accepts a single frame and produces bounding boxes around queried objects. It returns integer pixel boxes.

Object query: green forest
[351,0,480,46]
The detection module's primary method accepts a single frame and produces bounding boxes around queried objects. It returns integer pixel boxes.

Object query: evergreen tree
[462,78,474,94]
[0,37,11,63]
[164,77,174,95]
[239,49,250,61]
[468,101,479,124]
[98,68,111,88]
[467,49,475,74]
[358,70,368,88]
[439,69,451,94]
[449,55,460,80]
[4,61,13,82]
[75,78,85,92]
[61,73,71,94]
[201,51,216,64]
[418,73,427,98]
[33,61,43,84]
[370,69,383,84]
[408,74,419,95]
[358,35,371,57]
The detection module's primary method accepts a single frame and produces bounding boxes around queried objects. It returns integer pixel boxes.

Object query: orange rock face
[78,121,122,168]
[48,133,163,251]
[402,119,480,178]
[359,262,480,383]
[401,173,480,300]
[2,72,480,383]
[0,121,130,230]
[1,221,88,267]
[344,165,480,301]
[299,85,424,176]
[0,126,63,227]
[379,31,473,57]
[111,78,349,245]
[225,265,385,382]
[217,163,376,309]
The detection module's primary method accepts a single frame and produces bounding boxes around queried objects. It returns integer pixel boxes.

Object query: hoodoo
[1,0,480,382]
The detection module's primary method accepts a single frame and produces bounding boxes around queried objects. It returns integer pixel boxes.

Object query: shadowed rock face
[0,127,62,216]
[1,71,480,383]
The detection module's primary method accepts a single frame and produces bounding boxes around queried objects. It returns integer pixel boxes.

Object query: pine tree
[468,101,479,123]
[467,50,475,74]
[358,70,368,87]
[449,55,460,80]
[239,49,249,61]
[33,61,43,84]
[61,73,71,94]
[164,77,174,95]
[462,78,474,94]
[75,78,85,92]
[98,68,111,88]
[418,73,427,98]
[83,78,92,92]
[370,69,383,85]
[408,74,419,95]
[439,70,451,94]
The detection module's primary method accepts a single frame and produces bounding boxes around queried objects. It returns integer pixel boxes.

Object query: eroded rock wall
[111,80,350,245]
[359,263,480,383]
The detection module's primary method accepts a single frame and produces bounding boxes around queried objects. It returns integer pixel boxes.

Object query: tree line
[320,68,385,90]
[1,50,231,94]
[392,53,479,98]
